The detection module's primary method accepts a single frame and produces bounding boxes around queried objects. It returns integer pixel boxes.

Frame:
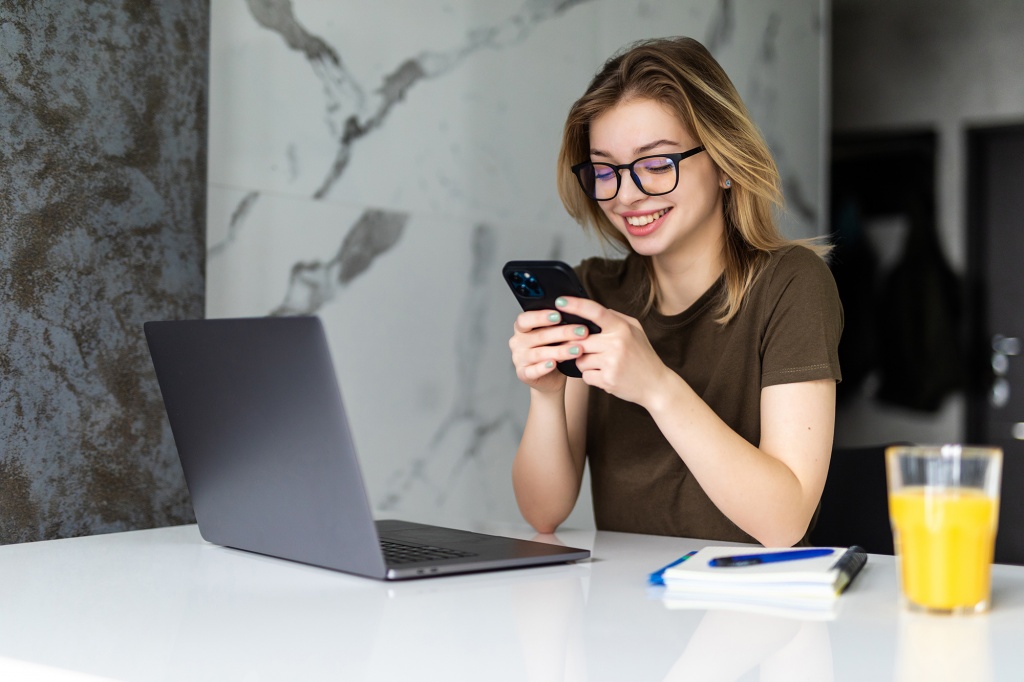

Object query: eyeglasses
[571,146,706,201]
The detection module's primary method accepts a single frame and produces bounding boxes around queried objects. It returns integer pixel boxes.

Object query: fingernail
[574,326,586,337]
[569,346,580,356]
[555,297,567,308]
[548,312,561,323]
[545,360,554,369]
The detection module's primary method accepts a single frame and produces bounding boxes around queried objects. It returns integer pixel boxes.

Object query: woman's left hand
[554,296,671,408]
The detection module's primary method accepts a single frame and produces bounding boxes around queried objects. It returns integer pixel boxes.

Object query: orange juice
[889,487,999,612]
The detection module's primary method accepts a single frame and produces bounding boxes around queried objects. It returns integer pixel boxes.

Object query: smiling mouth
[624,207,670,227]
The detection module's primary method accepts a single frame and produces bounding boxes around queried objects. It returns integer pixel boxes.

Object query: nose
[615,168,647,203]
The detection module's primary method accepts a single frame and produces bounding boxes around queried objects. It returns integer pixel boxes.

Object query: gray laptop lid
[145,316,387,577]
[144,316,589,580]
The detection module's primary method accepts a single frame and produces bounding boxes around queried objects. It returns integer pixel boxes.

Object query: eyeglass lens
[576,156,679,200]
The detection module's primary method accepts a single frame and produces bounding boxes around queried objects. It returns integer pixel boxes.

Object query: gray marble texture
[207,0,827,529]
[0,2,207,542]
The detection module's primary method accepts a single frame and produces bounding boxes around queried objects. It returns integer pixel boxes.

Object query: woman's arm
[511,379,590,533]
[508,310,593,533]
[560,295,834,547]
[645,376,834,547]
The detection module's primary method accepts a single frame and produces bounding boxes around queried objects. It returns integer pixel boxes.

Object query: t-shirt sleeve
[759,246,844,387]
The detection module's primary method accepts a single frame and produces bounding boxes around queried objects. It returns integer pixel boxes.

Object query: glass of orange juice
[886,444,1002,614]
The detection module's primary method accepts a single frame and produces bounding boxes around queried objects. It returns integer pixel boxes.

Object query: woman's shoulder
[763,243,836,287]
[755,242,841,317]
[770,242,829,267]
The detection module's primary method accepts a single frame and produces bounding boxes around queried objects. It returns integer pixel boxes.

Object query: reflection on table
[895,611,993,682]
[663,610,833,682]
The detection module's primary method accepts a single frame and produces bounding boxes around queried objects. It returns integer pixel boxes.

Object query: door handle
[990,335,1020,407]
[992,335,1021,356]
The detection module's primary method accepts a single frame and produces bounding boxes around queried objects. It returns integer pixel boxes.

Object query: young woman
[508,37,842,547]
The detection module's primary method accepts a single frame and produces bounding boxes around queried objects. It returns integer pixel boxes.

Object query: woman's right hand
[508,306,591,393]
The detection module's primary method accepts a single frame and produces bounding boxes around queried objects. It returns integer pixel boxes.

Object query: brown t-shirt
[576,245,843,542]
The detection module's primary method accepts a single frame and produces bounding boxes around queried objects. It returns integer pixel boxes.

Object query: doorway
[830,132,965,428]
[966,123,1024,564]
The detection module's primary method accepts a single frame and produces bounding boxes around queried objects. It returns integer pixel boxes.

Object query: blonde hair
[557,36,828,323]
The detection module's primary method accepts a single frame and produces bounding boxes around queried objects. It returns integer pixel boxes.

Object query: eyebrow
[590,139,680,159]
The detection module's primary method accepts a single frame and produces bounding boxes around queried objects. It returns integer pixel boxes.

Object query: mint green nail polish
[574,326,586,337]
[555,297,568,308]
[569,346,580,356]
[545,360,554,369]
[548,312,561,323]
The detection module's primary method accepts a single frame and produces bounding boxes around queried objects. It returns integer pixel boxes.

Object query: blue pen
[709,547,834,568]
[649,550,698,585]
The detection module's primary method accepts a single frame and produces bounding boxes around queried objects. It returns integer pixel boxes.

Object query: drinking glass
[886,444,1002,614]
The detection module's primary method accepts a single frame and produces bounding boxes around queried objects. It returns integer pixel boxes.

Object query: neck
[650,233,726,316]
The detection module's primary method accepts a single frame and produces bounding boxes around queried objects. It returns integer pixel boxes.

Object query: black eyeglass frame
[570,145,707,201]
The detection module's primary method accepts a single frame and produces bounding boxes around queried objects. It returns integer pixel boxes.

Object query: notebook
[144,316,590,580]
[656,546,867,602]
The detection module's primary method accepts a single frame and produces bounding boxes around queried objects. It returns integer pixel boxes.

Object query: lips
[623,207,671,237]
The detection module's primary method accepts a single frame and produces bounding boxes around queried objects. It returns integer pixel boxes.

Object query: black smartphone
[502,260,601,378]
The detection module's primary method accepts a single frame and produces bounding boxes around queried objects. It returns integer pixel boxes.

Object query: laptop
[144,316,590,580]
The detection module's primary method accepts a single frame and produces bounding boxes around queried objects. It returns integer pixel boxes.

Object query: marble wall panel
[208,0,827,529]
[0,2,208,543]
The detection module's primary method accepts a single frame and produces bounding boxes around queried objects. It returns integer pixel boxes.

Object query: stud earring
[724,179,732,188]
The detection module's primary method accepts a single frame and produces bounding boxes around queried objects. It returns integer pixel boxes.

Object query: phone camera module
[511,271,544,298]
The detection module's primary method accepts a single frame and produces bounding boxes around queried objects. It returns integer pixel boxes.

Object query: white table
[2,523,1023,681]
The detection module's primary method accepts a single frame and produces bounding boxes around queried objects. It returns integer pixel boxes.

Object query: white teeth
[625,208,668,227]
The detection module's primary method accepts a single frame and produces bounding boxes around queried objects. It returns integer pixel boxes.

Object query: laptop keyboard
[380,539,477,565]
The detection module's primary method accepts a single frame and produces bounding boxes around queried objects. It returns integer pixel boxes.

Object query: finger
[566,327,613,354]
[554,296,618,329]
[574,357,601,386]
[574,353,611,392]
[513,309,565,334]
[519,358,559,382]
[573,346,600,371]
[513,323,591,351]
[519,339,586,368]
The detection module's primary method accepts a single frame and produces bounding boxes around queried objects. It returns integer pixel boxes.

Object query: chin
[625,237,667,257]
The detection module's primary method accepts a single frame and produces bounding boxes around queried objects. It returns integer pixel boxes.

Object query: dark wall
[0,1,207,543]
